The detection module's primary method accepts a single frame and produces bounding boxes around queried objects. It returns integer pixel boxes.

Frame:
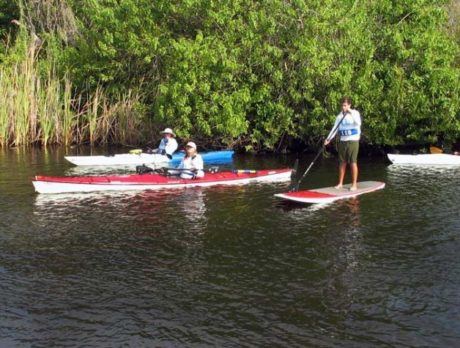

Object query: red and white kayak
[33,169,292,194]
[274,181,385,204]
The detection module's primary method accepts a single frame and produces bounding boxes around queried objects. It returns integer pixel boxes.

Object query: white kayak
[274,181,385,204]
[65,150,234,167]
[387,153,460,165]
[65,153,169,166]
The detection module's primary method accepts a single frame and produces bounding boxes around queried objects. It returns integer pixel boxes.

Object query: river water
[0,147,459,347]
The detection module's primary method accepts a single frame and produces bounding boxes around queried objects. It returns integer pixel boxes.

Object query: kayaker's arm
[193,155,205,178]
[164,138,178,156]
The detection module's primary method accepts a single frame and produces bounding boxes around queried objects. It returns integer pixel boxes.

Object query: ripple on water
[1,153,460,347]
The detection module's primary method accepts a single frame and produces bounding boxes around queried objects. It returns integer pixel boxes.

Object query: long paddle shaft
[292,111,349,191]
[291,147,324,191]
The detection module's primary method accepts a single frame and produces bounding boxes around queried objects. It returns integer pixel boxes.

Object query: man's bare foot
[349,186,358,191]
[334,184,343,189]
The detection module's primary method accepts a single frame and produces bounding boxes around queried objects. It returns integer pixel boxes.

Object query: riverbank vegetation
[1,0,459,151]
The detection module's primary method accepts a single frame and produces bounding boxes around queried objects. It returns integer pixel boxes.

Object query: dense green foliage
[1,0,460,149]
[0,1,18,35]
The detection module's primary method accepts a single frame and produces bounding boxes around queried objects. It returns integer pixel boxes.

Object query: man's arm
[324,116,340,145]
[351,110,361,126]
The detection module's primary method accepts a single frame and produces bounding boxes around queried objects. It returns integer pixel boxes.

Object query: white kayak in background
[65,153,169,166]
[32,169,292,194]
[387,153,460,165]
[274,181,385,204]
[64,150,234,167]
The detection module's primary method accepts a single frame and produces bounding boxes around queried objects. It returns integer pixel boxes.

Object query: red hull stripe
[284,191,335,198]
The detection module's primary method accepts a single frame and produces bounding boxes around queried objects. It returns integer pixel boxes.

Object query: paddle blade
[430,145,443,154]
[287,159,300,191]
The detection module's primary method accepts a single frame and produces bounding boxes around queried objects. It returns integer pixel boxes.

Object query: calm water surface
[0,147,459,347]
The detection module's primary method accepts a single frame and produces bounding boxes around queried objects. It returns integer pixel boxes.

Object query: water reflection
[34,188,208,226]
[31,188,210,284]
[180,189,207,224]
[3,149,460,347]
[386,163,460,176]
[338,198,361,231]
[134,189,208,225]
[276,195,364,274]
[275,192,363,221]
[333,199,362,271]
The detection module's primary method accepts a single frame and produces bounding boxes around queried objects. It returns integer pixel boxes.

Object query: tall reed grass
[0,30,147,147]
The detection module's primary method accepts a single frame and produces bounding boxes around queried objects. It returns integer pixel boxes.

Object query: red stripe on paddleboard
[284,191,335,198]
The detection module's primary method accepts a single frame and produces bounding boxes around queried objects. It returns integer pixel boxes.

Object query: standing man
[324,96,361,191]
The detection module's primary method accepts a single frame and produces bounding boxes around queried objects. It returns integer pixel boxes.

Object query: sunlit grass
[0,70,12,146]
[61,77,75,146]
[0,31,147,147]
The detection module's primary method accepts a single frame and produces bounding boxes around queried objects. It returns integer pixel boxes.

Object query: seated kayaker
[151,128,178,159]
[170,142,204,179]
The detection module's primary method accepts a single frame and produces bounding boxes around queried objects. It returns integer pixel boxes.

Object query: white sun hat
[185,141,197,149]
[161,128,175,136]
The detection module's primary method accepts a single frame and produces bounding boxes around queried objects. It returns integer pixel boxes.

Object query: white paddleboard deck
[275,181,385,204]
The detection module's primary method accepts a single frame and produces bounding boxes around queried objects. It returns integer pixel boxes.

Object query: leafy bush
[1,0,459,148]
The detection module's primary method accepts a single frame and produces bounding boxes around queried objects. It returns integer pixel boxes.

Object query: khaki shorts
[338,141,359,163]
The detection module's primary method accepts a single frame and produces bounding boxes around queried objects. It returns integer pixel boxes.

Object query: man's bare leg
[335,162,346,189]
[350,162,358,191]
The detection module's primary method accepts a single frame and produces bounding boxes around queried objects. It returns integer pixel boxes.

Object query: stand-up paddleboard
[274,181,385,204]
